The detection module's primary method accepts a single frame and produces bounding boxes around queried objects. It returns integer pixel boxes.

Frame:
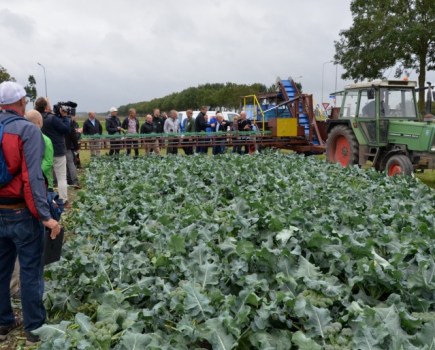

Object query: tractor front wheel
[385,155,413,176]
[326,125,359,167]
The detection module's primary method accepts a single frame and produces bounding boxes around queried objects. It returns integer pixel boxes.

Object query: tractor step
[361,147,381,165]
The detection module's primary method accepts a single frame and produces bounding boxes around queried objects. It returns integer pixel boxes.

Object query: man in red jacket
[0,81,61,345]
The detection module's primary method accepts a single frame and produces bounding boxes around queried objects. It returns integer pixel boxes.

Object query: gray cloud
[0,8,35,39]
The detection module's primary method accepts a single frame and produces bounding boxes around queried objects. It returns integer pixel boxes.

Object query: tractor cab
[339,80,419,147]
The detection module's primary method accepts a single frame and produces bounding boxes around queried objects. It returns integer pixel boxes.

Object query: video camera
[53,101,77,116]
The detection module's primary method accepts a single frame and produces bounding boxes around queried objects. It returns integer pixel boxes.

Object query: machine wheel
[385,155,413,176]
[326,125,359,167]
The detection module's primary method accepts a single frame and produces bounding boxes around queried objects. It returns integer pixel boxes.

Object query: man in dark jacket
[235,111,252,154]
[152,108,164,133]
[83,112,102,135]
[152,108,164,151]
[105,107,122,156]
[140,114,160,155]
[0,81,61,345]
[82,111,102,157]
[182,109,195,155]
[194,106,210,154]
[37,97,71,204]
[212,112,231,155]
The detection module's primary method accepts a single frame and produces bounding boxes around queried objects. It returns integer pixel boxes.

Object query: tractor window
[381,88,417,119]
[359,90,376,118]
[342,90,358,117]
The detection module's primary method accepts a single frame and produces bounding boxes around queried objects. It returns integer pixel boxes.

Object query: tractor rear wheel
[385,155,413,176]
[326,125,359,167]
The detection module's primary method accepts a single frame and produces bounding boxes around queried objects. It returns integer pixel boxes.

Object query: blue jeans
[0,208,46,332]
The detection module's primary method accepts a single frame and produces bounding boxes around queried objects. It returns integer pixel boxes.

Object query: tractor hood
[388,120,435,152]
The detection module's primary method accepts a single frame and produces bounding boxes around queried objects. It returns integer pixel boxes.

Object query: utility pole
[37,62,48,97]
[322,60,333,103]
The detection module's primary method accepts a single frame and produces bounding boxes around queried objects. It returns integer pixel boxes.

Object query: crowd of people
[82,106,255,156]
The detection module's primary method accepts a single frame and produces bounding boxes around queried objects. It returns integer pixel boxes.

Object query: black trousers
[126,139,139,157]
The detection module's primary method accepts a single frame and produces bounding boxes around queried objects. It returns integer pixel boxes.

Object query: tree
[1,67,38,106]
[0,65,15,83]
[24,75,37,105]
[334,0,435,113]
[295,82,303,93]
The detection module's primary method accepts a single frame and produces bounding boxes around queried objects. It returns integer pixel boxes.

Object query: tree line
[117,82,271,115]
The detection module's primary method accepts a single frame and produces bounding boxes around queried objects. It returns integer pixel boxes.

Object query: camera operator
[36,97,71,205]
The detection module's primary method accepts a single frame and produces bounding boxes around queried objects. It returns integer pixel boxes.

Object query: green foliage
[0,65,16,83]
[24,74,38,105]
[335,0,435,112]
[118,82,268,115]
[41,153,435,349]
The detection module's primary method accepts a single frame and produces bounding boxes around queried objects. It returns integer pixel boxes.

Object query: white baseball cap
[109,107,118,112]
[0,81,26,105]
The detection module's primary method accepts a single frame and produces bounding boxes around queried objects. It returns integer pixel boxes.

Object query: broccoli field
[37,153,435,349]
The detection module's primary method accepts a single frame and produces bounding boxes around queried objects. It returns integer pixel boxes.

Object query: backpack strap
[0,114,25,186]
[0,114,25,143]
[0,114,25,128]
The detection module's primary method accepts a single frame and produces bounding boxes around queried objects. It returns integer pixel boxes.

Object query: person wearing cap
[9,109,54,304]
[0,81,61,345]
[106,107,122,156]
[36,97,71,204]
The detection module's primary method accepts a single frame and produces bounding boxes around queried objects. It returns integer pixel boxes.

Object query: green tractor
[326,79,435,175]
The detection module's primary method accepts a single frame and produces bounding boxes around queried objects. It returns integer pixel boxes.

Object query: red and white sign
[322,103,330,110]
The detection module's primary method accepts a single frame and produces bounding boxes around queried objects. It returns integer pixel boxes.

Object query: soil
[1,300,34,349]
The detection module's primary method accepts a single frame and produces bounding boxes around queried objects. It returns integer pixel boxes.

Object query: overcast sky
[1,0,433,113]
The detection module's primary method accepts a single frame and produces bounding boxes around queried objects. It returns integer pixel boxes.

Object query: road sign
[322,103,330,110]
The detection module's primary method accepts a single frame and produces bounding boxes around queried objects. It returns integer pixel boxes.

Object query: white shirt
[164,118,180,133]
